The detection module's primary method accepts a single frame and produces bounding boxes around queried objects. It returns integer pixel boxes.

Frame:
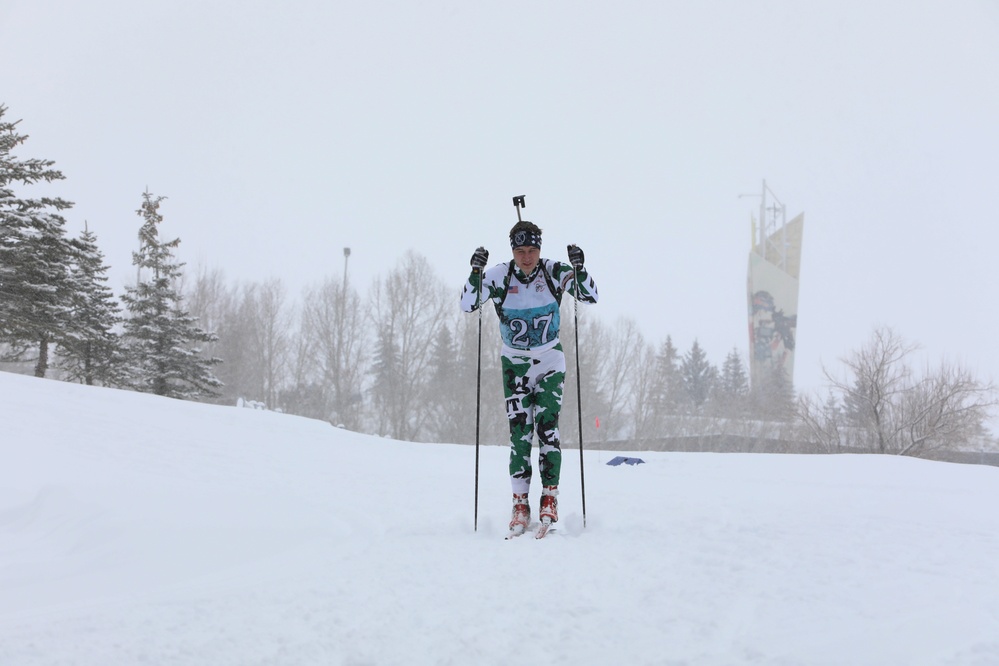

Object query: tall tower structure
[747,180,803,390]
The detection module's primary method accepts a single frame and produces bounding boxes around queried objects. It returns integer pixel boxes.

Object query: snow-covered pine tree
[0,105,77,377]
[120,191,222,399]
[57,224,124,385]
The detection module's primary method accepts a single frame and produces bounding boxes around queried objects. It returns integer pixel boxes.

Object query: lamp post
[331,247,351,428]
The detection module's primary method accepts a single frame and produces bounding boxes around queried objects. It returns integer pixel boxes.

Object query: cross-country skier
[461,221,598,536]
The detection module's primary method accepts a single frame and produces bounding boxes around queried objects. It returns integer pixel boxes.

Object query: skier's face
[513,246,539,274]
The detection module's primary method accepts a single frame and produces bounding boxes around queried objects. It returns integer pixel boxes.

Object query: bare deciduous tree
[799,327,996,456]
[254,278,290,410]
[894,362,995,455]
[797,392,848,453]
[458,305,507,446]
[369,251,450,441]
[300,275,366,429]
[580,317,643,443]
[627,339,660,443]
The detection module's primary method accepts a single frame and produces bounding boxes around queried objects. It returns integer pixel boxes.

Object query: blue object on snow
[606,456,645,466]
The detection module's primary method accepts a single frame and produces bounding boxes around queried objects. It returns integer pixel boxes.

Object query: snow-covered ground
[2,370,998,666]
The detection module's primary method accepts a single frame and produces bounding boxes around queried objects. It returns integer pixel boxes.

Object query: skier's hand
[567,244,584,268]
[470,246,489,272]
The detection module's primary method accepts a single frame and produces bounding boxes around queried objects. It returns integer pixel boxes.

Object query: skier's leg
[534,346,566,489]
[533,347,565,524]
[502,353,535,495]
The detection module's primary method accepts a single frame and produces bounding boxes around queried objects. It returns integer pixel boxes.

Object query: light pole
[343,247,351,288]
[332,247,351,427]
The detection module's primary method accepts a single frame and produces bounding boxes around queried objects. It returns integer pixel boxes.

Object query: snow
[2,371,999,665]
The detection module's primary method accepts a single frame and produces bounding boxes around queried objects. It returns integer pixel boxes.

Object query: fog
[2,0,997,403]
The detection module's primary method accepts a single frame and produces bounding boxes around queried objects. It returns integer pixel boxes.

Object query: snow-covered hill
[2,371,998,665]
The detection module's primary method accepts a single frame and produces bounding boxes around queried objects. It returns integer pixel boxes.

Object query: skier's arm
[460,269,487,312]
[562,265,597,303]
[461,247,490,312]
[569,265,598,303]
[554,247,598,304]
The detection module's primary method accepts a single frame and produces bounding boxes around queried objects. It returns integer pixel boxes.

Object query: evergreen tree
[57,224,124,385]
[120,191,222,399]
[629,336,685,438]
[680,339,716,410]
[369,325,401,436]
[0,105,77,376]
[714,347,750,416]
[654,336,683,415]
[748,364,796,421]
[424,321,465,443]
[720,348,749,397]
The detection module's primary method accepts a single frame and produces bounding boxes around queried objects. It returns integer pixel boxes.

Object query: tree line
[181,259,788,447]
[2,103,995,458]
[0,105,219,398]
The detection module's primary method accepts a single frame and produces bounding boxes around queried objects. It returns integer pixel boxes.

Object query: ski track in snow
[2,371,999,665]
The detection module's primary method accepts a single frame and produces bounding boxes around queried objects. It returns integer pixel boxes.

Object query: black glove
[470,246,489,272]
[567,244,584,268]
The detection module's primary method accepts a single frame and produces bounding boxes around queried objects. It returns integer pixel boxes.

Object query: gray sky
[2,0,998,403]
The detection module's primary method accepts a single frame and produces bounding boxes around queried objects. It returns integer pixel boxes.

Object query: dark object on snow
[607,456,645,466]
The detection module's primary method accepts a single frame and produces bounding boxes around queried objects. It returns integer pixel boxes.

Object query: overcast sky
[2,0,998,403]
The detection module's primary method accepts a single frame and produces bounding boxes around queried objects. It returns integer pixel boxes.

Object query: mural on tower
[747,198,803,390]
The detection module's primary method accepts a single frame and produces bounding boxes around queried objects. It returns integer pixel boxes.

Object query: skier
[461,220,598,536]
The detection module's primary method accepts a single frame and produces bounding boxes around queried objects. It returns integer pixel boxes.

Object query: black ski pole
[474,269,483,531]
[569,247,587,528]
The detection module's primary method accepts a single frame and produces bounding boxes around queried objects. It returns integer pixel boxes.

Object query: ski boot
[535,486,558,539]
[539,486,558,524]
[506,493,531,538]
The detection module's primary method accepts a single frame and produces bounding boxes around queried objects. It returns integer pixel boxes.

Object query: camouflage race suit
[503,346,566,493]
[461,257,598,494]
